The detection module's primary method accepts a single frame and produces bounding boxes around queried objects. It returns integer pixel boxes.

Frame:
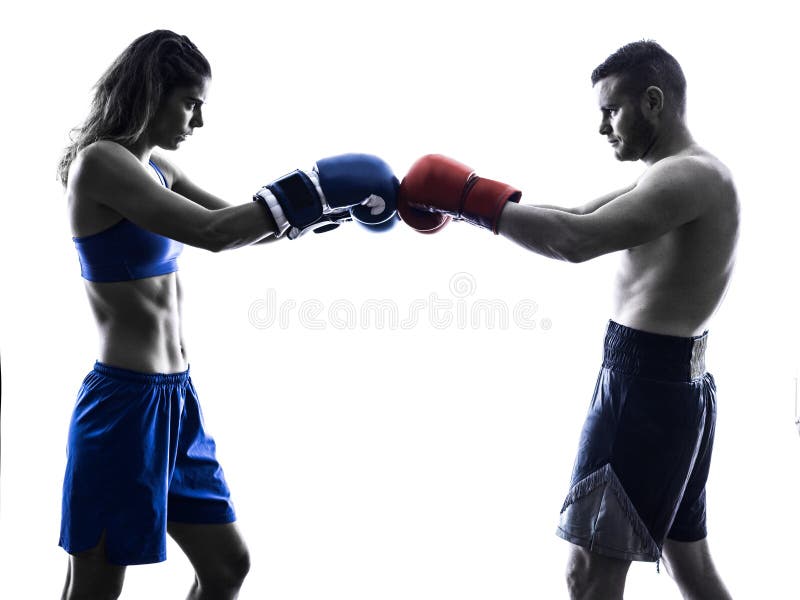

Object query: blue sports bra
[73,160,184,282]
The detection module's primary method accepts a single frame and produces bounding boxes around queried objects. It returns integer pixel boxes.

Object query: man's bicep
[581,170,705,251]
[570,182,638,215]
[532,183,636,215]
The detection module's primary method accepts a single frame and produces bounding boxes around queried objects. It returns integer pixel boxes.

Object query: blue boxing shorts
[59,362,236,565]
[556,321,716,562]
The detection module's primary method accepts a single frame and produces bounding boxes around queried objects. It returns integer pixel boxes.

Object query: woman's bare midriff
[84,272,186,374]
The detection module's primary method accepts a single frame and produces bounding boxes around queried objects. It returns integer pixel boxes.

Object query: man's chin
[613,147,638,162]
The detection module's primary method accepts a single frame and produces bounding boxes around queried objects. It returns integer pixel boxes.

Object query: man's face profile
[595,74,656,162]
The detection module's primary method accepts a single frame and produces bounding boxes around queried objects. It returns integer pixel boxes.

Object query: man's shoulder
[641,148,736,203]
[654,146,731,179]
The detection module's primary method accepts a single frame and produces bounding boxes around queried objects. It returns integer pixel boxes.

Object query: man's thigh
[662,538,716,580]
[661,538,733,600]
[566,543,632,599]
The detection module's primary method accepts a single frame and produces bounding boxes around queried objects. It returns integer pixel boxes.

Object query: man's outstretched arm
[496,157,714,262]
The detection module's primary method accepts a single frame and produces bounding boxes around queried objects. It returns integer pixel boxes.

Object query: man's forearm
[495,181,640,261]
[496,202,588,262]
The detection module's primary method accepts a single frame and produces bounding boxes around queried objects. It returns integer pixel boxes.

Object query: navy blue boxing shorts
[556,321,716,562]
[59,362,236,565]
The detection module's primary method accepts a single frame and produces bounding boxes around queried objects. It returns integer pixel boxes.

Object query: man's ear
[642,85,665,116]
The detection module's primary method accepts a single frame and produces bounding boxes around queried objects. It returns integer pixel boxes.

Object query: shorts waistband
[602,320,707,382]
[92,361,190,385]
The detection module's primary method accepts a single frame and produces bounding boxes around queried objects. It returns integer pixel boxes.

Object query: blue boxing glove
[253,154,399,239]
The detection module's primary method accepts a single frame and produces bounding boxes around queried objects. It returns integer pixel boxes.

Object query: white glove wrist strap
[255,187,291,237]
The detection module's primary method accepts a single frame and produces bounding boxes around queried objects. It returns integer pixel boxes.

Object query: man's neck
[642,122,695,166]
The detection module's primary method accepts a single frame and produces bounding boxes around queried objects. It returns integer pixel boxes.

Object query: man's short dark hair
[591,40,687,117]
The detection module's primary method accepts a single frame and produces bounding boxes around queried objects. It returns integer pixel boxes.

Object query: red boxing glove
[397,154,522,234]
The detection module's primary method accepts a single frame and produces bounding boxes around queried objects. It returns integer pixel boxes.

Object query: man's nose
[191,108,204,128]
[599,118,611,136]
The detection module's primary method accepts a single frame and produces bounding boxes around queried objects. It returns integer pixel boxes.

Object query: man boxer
[398,41,737,600]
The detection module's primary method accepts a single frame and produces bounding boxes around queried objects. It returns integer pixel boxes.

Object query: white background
[1,1,799,598]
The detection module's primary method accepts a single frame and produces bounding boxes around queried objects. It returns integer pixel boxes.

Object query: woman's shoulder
[72,141,128,177]
[68,142,133,231]
[70,141,142,187]
[78,139,129,161]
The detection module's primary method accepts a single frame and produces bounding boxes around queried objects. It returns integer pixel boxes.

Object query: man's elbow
[558,248,586,263]
[556,248,588,263]
[553,235,596,263]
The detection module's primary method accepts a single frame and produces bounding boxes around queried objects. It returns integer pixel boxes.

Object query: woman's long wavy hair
[57,30,211,186]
